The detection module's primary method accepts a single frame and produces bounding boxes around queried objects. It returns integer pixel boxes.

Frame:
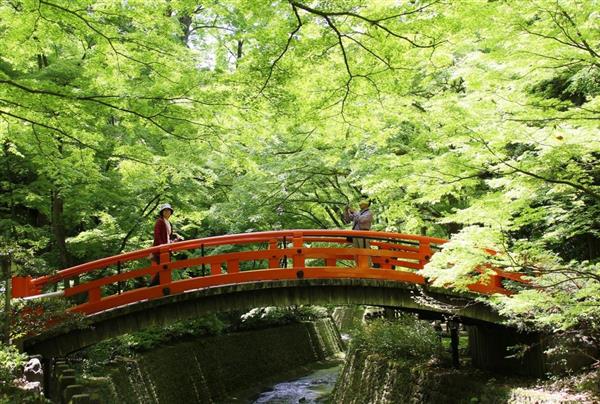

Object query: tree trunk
[1,256,11,344]
[237,40,244,59]
[51,190,71,269]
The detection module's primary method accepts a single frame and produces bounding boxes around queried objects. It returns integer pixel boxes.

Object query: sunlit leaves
[1,0,599,341]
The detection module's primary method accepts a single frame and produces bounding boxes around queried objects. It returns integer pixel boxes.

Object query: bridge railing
[11,230,526,315]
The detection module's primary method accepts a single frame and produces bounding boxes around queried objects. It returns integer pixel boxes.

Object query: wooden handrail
[11,229,528,315]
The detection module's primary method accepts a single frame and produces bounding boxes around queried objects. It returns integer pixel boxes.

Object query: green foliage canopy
[0,0,599,357]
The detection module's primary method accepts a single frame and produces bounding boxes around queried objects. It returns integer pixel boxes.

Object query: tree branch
[259,4,303,94]
[0,109,149,164]
[117,194,162,253]
[0,79,204,140]
[290,1,441,49]
[465,128,600,201]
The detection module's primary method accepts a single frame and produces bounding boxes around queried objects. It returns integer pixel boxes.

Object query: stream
[252,363,342,403]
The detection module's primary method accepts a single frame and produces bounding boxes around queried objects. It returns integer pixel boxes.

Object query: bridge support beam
[467,324,545,377]
[449,320,460,368]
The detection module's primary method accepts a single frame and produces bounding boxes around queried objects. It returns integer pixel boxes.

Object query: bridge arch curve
[24,278,503,357]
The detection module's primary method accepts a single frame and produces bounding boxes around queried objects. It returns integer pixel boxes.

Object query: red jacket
[153,217,172,246]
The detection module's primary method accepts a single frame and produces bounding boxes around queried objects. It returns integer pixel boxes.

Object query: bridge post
[356,254,369,270]
[268,239,278,268]
[293,232,305,268]
[449,319,460,368]
[159,265,172,284]
[158,249,172,284]
[418,240,433,267]
[227,259,239,273]
[280,236,288,268]
[489,272,502,290]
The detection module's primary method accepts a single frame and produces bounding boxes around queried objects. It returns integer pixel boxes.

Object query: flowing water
[252,363,342,404]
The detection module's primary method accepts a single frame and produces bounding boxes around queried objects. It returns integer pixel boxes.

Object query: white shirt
[163,218,172,243]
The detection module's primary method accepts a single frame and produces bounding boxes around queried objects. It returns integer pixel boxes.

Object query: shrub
[9,297,87,340]
[78,314,227,374]
[351,315,445,362]
[0,344,26,393]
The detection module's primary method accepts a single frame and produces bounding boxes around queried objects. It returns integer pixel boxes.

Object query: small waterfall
[121,357,157,403]
[305,322,325,360]
[190,352,212,402]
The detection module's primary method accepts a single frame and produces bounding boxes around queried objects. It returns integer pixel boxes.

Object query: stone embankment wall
[50,360,91,403]
[331,306,364,334]
[332,349,450,404]
[332,348,598,403]
[85,319,341,403]
[333,349,520,403]
[334,349,509,403]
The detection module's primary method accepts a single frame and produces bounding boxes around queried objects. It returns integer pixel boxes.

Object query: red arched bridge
[12,229,525,314]
[12,230,528,356]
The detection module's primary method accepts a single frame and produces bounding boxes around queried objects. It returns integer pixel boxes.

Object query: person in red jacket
[150,203,183,286]
[152,203,183,264]
[153,203,183,248]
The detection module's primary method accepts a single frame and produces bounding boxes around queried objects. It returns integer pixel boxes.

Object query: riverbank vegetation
[1,0,599,398]
[336,314,599,403]
[351,316,446,363]
[0,345,28,402]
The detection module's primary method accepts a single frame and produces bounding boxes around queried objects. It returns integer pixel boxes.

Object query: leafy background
[0,0,599,359]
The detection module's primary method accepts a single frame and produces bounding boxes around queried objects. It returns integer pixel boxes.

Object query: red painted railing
[11,230,527,315]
